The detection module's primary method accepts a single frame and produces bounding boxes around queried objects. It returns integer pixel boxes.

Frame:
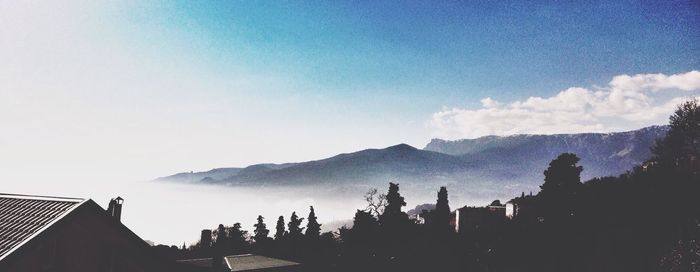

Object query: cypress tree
[254,215,270,242]
[305,206,322,238]
[433,186,451,232]
[288,212,305,238]
[274,216,286,240]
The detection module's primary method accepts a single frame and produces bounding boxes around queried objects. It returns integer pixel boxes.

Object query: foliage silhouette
[274,216,286,241]
[174,100,700,272]
[305,206,321,238]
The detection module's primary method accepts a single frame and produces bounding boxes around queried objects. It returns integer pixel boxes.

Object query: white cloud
[430,71,700,139]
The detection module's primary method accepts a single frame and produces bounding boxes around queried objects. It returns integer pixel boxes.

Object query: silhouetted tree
[253,215,270,242]
[305,206,321,238]
[214,224,228,248]
[431,186,451,233]
[213,224,227,269]
[653,99,700,170]
[541,153,583,194]
[227,222,250,253]
[364,188,387,217]
[340,209,381,269]
[650,99,700,271]
[288,212,305,238]
[352,209,380,235]
[379,182,408,230]
[274,216,286,240]
[540,153,583,222]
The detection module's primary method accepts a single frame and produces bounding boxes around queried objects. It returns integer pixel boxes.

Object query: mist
[2,174,509,246]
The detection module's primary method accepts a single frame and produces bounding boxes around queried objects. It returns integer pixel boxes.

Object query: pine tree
[254,215,270,242]
[274,216,286,240]
[287,212,305,238]
[305,206,321,238]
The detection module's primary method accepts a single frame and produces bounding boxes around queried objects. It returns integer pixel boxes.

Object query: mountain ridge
[156,126,669,202]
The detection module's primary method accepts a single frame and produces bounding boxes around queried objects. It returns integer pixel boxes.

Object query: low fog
[2,177,507,246]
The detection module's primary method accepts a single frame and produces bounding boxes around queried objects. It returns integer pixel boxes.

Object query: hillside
[156,126,668,203]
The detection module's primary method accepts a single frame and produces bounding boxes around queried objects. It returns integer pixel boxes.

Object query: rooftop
[0,193,86,260]
[178,254,300,272]
[226,254,300,271]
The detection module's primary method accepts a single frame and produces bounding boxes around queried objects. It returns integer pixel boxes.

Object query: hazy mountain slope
[223,144,471,186]
[424,126,669,180]
[155,167,243,183]
[156,126,668,204]
[156,163,296,183]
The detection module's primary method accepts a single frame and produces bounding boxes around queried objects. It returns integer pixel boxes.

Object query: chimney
[107,196,124,222]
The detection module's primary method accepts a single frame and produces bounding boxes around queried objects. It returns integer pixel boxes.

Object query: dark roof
[178,255,300,272]
[0,193,85,260]
[176,257,215,268]
[225,254,299,271]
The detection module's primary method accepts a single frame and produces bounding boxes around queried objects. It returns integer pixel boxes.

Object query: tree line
[154,99,700,272]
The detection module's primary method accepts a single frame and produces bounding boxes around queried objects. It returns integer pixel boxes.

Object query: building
[505,193,540,222]
[177,254,301,272]
[451,200,507,233]
[0,193,193,272]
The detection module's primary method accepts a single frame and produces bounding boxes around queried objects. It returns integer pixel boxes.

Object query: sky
[1,0,699,185]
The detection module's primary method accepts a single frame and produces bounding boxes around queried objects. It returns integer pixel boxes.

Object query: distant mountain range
[156,126,668,203]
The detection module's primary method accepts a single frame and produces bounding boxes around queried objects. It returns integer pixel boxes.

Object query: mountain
[223,144,469,187]
[156,126,668,203]
[424,125,669,181]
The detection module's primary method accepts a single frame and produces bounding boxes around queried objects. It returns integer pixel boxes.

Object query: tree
[351,209,379,237]
[288,212,305,238]
[254,215,270,242]
[431,186,451,233]
[343,210,380,252]
[227,223,250,253]
[364,188,387,217]
[305,206,321,238]
[214,224,228,248]
[212,224,227,269]
[379,182,408,229]
[274,216,286,240]
[541,153,583,194]
[540,153,583,222]
[653,99,700,169]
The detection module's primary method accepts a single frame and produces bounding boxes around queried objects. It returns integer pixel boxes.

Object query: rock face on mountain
[156,126,668,202]
[424,125,669,181]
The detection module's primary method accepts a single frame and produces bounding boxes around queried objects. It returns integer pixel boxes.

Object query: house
[177,254,301,272]
[451,200,507,233]
[0,193,193,272]
[505,193,540,222]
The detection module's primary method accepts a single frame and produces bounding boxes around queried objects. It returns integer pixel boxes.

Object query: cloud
[430,71,700,139]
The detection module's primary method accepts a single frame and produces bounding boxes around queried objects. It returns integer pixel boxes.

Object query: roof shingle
[0,194,84,259]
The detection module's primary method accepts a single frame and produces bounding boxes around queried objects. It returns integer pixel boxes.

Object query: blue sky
[116,0,699,97]
[1,0,699,182]
[1,0,700,247]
